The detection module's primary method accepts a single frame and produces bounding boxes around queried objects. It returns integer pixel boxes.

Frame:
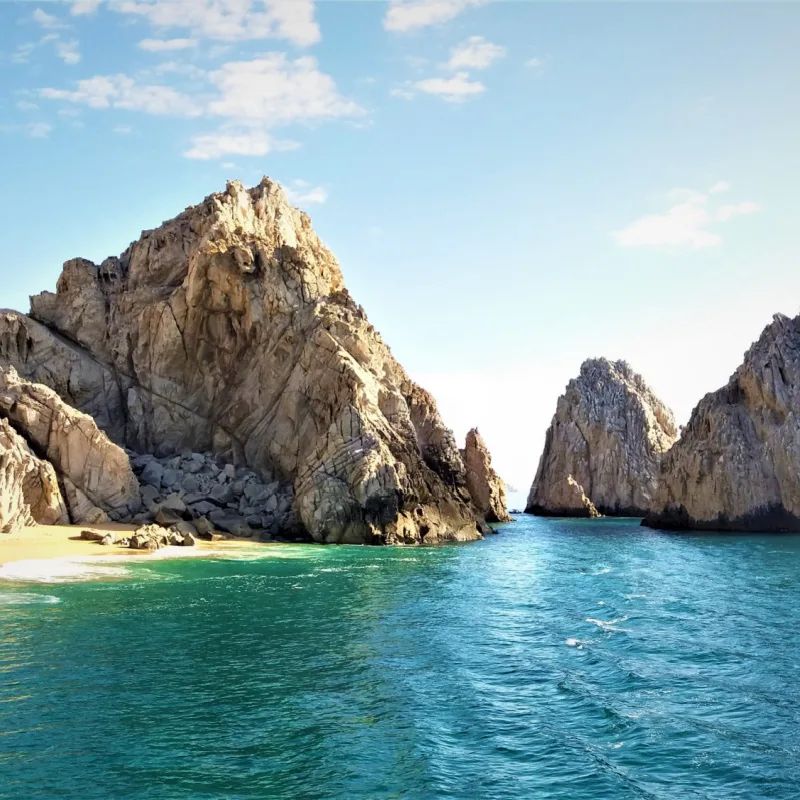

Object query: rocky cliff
[0,178,489,544]
[526,359,678,517]
[645,314,800,531]
[0,366,139,529]
[461,428,511,523]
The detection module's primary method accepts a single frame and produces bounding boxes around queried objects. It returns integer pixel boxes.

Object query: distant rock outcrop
[645,314,800,532]
[526,359,678,517]
[461,428,511,523]
[0,366,141,526]
[0,178,491,544]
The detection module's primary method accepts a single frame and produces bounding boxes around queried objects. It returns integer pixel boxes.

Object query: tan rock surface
[461,428,511,523]
[0,178,488,544]
[645,314,800,531]
[0,366,141,524]
[527,359,677,517]
[0,418,68,532]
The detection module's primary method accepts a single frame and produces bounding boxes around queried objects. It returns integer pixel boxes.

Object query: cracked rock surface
[645,314,800,532]
[526,359,677,517]
[461,428,511,523]
[0,178,488,544]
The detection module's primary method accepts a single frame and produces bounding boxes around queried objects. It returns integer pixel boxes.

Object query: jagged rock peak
[645,312,800,532]
[0,178,491,545]
[461,428,511,523]
[526,357,678,517]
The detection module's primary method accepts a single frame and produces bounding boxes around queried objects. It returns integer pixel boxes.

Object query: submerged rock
[0,178,490,545]
[527,359,677,517]
[645,314,800,532]
[461,428,511,523]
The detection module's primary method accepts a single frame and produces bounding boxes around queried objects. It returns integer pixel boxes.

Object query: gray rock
[80,529,106,542]
[231,480,245,497]
[210,484,233,505]
[209,509,252,537]
[155,507,182,526]
[140,461,164,490]
[140,484,160,506]
[182,475,200,494]
[194,516,214,536]
[244,483,269,504]
[161,469,182,489]
[161,493,186,514]
[172,520,198,538]
[265,494,278,513]
[189,500,218,517]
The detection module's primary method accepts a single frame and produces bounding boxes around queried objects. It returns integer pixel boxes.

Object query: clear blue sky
[2,1,800,496]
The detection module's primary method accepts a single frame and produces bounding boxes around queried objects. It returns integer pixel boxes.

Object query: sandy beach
[0,523,274,567]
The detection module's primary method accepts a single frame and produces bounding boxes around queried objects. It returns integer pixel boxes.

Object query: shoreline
[0,522,283,573]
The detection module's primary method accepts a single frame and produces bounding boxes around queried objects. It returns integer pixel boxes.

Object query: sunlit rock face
[646,314,800,532]
[0,178,490,545]
[527,359,677,517]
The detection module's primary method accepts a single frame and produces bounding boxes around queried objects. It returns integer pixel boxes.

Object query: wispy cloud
[614,183,761,249]
[138,38,198,51]
[446,36,505,70]
[56,39,81,64]
[282,179,327,207]
[107,0,320,47]
[414,73,485,102]
[33,8,67,30]
[385,0,488,32]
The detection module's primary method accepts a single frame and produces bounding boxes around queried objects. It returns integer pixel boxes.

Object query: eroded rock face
[526,359,677,517]
[0,178,488,544]
[461,428,511,523]
[0,419,68,532]
[645,314,800,532]
[0,366,141,524]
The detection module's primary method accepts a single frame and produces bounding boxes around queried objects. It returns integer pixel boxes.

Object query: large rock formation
[0,366,141,526]
[0,178,490,544]
[461,428,511,523]
[526,359,678,517]
[0,418,68,532]
[645,313,800,532]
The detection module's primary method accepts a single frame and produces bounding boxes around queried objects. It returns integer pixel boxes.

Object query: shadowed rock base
[643,504,800,533]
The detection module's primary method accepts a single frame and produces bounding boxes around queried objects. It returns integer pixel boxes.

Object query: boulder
[209,510,252,537]
[0,178,490,544]
[527,359,677,517]
[0,418,68,532]
[0,366,141,523]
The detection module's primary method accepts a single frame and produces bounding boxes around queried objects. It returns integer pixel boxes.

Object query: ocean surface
[2,516,799,800]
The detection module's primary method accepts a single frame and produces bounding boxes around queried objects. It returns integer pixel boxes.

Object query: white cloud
[56,39,81,64]
[205,54,363,125]
[28,122,52,138]
[41,52,361,160]
[446,36,505,70]
[72,0,103,13]
[715,201,761,222]
[138,37,198,51]
[614,183,761,249]
[183,131,300,160]
[41,75,202,116]
[415,72,485,102]
[113,0,320,47]
[390,85,416,100]
[33,8,66,29]
[11,43,36,64]
[113,124,133,134]
[282,179,327,207]
[16,100,39,111]
[525,57,542,68]
[385,0,487,32]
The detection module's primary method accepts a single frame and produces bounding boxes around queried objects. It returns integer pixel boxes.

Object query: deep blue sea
[1,515,799,800]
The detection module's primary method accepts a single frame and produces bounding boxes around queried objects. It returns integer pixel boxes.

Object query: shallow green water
[1,516,799,799]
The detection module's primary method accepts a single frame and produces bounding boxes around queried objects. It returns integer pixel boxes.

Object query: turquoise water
[2,517,800,799]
